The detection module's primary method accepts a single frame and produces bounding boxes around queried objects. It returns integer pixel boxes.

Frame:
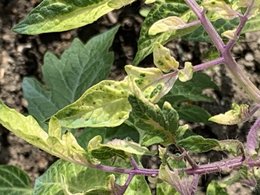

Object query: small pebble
[254,50,260,63]
[257,38,260,45]
[0,68,5,79]
[245,53,254,62]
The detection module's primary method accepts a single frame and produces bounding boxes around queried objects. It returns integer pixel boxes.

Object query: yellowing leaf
[238,0,260,18]
[48,117,61,138]
[125,65,177,103]
[0,101,48,148]
[214,140,244,156]
[104,139,151,155]
[148,16,187,36]
[178,62,193,82]
[175,124,189,140]
[55,80,131,128]
[209,103,249,125]
[108,0,135,9]
[133,2,196,65]
[153,43,179,73]
[87,135,152,160]
[222,29,236,39]
[202,0,238,20]
[249,0,260,18]
[0,101,91,166]
[145,0,156,4]
[13,0,135,34]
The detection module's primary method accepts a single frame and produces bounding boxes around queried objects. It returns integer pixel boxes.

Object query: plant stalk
[90,156,260,177]
[184,0,260,103]
[222,51,260,103]
[193,57,224,72]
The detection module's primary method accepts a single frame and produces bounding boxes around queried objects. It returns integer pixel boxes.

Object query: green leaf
[176,104,211,123]
[23,27,118,123]
[34,160,115,195]
[159,165,200,195]
[13,0,134,34]
[184,18,239,42]
[107,0,135,9]
[214,140,244,156]
[156,181,179,195]
[116,159,152,195]
[209,103,249,125]
[134,3,246,64]
[77,124,139,148]
[202,0,238,21]
[54,79,131,128]
[125,65,178,103]
[161,72,217,123]
[118,174,152,195]
[87,135,152,160]
[133,2,195,65]
[177,135,219,153]
[0,101,91,166]
[175,124,190,140]
[206,180,228,195]
[135,1,259,64]
[0,165,32,195]
[127,96,179,146]
[163,72,218,103]
[243,14,260,33]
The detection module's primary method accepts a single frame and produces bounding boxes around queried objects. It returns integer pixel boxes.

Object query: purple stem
[184,0,225,52]
[183,19,201,28]
[222,51,260,103]
[193,57,224,72]
[186,156,260,175]
[245,104,260,121]
[93,163,158,176]
[184,0,260,103]
[130,157,139,169]
[178,147,198,169]
[159,56,224,83]
[226,0,255,51]
[116,174,135,195]
[89,155,260,177]
[246,118,260,154]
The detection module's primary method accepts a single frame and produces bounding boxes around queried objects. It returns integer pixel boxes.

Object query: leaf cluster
[0,0,260,194]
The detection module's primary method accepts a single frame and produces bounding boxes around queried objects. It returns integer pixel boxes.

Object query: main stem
[89,155,260,177]
[184,0,260,103]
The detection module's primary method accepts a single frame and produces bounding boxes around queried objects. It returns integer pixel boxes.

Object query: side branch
[193,57,224,72]
[184,0,260,103]
[226,0,255,51]
[184,0,225,52]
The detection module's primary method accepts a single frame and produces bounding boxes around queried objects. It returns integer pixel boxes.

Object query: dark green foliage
[23,27,119,123]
